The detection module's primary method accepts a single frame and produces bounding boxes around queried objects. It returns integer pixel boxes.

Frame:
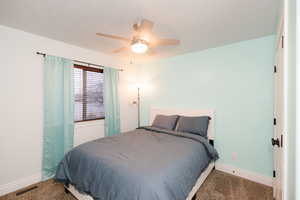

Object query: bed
[55,108,218,200]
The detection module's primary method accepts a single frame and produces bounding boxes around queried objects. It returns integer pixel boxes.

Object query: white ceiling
[0,0,279,63]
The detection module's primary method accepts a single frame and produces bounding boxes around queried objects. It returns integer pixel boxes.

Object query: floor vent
[16,186,38,196]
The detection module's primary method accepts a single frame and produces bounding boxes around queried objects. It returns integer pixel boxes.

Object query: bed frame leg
[64,187,70,194]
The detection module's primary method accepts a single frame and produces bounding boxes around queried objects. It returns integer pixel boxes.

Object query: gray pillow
[152,115,179,130]
[176,116,210,137]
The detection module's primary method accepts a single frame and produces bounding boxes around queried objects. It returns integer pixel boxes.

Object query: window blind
[74,65,104,122]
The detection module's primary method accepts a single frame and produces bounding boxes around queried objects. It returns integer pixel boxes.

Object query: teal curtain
[104,67,121,136]
[42,55,74,180]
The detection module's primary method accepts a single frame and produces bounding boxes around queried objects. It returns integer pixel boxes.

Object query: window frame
[74,64,105,123]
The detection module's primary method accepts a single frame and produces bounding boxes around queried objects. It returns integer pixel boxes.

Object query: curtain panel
[104,67,121,136]
[42,55,74,180]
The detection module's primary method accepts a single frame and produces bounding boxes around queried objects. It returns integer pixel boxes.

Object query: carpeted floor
[0,170,272,200]
[196,170,273,200]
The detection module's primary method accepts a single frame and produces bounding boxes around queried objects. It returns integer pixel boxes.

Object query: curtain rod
[36,52,124,71]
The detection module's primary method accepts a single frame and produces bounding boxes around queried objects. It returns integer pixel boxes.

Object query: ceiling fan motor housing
[133,23,139,31]
[131,38,148,46]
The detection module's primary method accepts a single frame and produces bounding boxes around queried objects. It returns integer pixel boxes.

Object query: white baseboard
[0,173,42,196]
[215,163,273,187]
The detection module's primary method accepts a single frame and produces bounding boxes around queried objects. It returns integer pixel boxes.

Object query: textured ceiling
[0,0,279,63]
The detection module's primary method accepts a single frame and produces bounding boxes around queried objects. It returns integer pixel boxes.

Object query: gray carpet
[0,170,272,200]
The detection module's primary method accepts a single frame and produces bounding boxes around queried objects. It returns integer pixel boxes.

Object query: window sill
[75,118,105,123]
[75,119,105,128]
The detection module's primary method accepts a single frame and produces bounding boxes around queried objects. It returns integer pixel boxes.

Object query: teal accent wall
[137,35,275,177]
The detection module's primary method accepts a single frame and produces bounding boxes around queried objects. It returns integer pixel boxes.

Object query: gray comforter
[55,126,219,200]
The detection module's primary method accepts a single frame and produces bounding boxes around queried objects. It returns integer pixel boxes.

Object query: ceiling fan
[96,19,180,54]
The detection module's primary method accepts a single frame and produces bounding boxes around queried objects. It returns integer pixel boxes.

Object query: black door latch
[272,138,280,147]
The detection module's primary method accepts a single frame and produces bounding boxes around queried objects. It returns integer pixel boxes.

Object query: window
[74,64,104,122]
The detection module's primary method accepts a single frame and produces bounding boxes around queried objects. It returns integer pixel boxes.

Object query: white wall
[0,25,138,195]
[297,0,300,198]
[284,0,297,199]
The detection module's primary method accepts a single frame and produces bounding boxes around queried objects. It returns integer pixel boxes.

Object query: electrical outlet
[232,152,237,160]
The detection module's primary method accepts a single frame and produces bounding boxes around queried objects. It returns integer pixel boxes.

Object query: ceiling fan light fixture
[131,40,148,54]
[96,19,180,55]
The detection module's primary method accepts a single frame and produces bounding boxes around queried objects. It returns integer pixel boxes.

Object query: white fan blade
[96,33,131,42]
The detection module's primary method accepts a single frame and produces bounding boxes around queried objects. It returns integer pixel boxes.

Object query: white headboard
[150,108,215,140]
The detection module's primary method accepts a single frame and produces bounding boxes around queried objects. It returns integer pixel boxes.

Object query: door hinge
[274,65,277,73]
[281,134,283,147]
[273,170,276,178]
[273,118,277,125]
[282,36,284,48]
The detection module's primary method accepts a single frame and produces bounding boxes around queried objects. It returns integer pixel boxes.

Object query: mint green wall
[138,36,275,177]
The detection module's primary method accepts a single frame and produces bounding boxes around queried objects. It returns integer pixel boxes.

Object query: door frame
[273,16,285,200]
